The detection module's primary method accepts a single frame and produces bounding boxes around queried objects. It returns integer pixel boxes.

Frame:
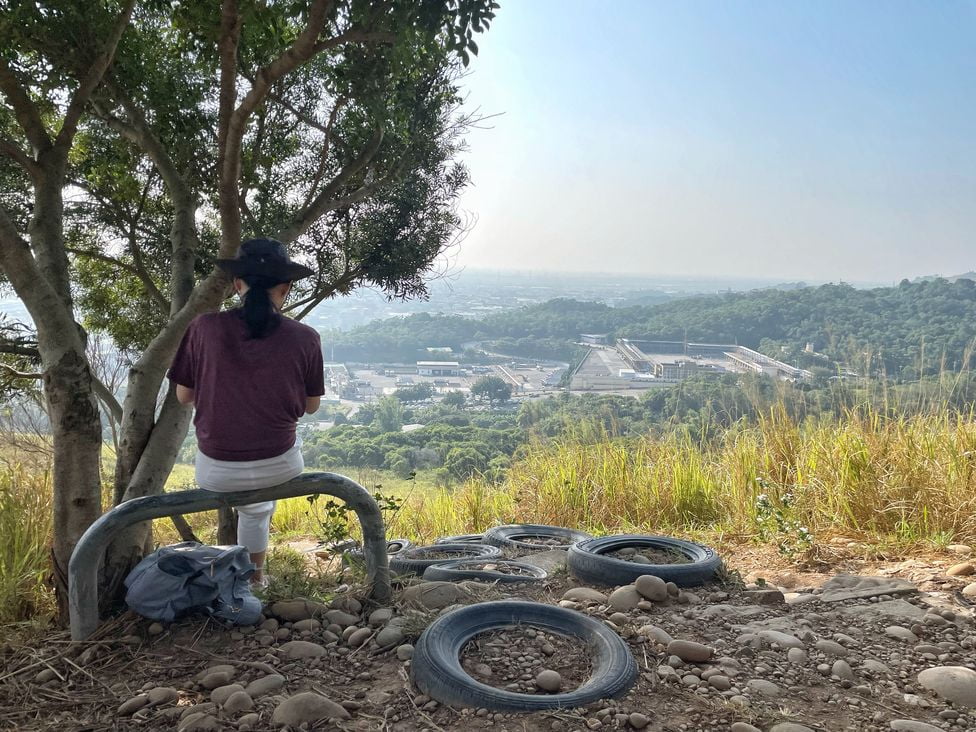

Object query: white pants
[195,440,304,554]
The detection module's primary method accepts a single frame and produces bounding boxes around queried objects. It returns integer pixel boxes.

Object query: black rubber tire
[411,600,637,711]
[386,538,412,555]
[483,524,592,552]
[388,543,502,576]
[342,538,413,566]
[434,534,485,545]
[422,559,548,584]
[567,535,721,588]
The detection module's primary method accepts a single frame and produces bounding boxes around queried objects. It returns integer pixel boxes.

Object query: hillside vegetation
[395,408,976,550]
[331,278,976,377]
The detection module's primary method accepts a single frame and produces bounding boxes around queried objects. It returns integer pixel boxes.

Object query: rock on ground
[562,587,608,604]
[634,575,668,602]
[245,674,285,698]
[608,585,642,611]
[270,599,328,622]
[916,666,976,708]
[820,575,916,602]
[279,640,327,659]
[272,692,351,726]
[401,581,472,610]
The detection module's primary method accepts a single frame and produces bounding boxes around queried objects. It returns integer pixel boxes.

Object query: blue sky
[454,0,976,282]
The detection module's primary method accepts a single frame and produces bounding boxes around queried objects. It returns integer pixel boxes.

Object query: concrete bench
[68,472,391,640]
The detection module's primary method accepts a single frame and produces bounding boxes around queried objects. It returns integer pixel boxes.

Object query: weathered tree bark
[217,508,238,545]
[0,0,135,619]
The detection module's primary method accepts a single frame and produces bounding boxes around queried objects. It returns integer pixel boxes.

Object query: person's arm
[176,384,196,405]
[169,319,197,405]
[304,333,325,415]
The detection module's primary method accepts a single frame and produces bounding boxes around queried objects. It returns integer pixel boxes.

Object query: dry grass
[0,467,55,624]
[2,406,975,625]
[397,408,976,545]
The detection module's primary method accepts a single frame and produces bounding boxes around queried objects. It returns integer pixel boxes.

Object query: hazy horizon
[454,0,976,283]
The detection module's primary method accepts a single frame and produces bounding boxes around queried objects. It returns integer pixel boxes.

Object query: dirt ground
[1,540,974,732]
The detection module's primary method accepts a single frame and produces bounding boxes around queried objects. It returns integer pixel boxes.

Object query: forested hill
[329,278,976,377]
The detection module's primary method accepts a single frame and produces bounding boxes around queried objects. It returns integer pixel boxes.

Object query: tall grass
[397,409,976,544]
[3,406,975,625]
[0,467,54,624]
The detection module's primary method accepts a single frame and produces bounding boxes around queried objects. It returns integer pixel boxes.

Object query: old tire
[422,559,548,584]
[343,538,413,566]
[411,600,637,711]
[389,543,502,576]
[386,538,412,554]
[567,535,720,588]
[435,534,485,545]
[483,524,592,552]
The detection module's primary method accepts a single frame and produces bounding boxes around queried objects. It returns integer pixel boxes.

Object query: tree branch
[0,135,41,179]
[93,85,190,202]
[65,246,171,314]
[0,206,85,361]
[91,375,124,423]
[54,0,136,152]
[217,0,243,254]
[0,363,43,380]
[275,125,385,243]
[0,343,39,359]
[0,57,50,154]
[300,96,347,210]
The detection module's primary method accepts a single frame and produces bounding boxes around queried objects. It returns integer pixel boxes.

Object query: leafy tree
[441,390,466,408]
[443,445,486,480]
[393,382,434,402]
[373,395,405,433]
[471,375,512,406]
[0,0,497,615]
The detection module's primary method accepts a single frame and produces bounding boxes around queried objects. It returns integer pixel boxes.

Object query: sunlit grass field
[2,406,975,625]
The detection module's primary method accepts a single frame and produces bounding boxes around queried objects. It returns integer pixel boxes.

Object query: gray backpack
[124,542,262,626]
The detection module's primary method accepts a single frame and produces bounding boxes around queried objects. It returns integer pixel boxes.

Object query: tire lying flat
[434,534,485,545]
[389,543,502,576]
[342,538,413,566]
[411,600,637,712]
[386,538,413,554]
[422,558,548,584]
[567,535,721,588]
[483,524,592,552]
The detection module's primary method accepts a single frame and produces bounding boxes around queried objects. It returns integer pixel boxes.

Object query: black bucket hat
[215,238,315,281]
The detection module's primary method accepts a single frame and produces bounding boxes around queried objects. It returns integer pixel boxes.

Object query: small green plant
[714,562,745,590]
[754,479,814,558]
[261,545,335,602]
[306,489,404,555]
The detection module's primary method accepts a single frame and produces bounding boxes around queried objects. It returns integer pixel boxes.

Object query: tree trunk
[100,388,193,607]
[45,349,104,617]
[217,507,238,545]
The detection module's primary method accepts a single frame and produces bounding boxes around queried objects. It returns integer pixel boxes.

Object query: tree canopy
[0,0,498,614]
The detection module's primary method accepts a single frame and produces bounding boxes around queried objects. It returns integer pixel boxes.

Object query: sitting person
[168,238,324,583]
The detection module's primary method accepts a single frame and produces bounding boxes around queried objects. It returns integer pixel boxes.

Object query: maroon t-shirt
[168,310,325,461]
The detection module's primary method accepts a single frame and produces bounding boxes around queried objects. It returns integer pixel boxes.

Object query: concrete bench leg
[69,472,390,640]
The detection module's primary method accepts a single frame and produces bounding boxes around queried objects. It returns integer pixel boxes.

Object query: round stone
[223,691,254,714]
[210,684,244,706]
[667,639,713,663]
[608,585,642,612]
[917,666,976,707]
[787,648,808,665]
[890,721,944,732]
[629,713,650,729]
[536,670,562,692]
[634,575,668,602]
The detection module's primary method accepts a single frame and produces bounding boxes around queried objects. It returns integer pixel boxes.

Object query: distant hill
[912,271,976,284]
[330,279,976,378]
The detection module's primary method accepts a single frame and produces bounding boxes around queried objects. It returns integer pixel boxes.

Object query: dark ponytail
[240,275,285,339]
